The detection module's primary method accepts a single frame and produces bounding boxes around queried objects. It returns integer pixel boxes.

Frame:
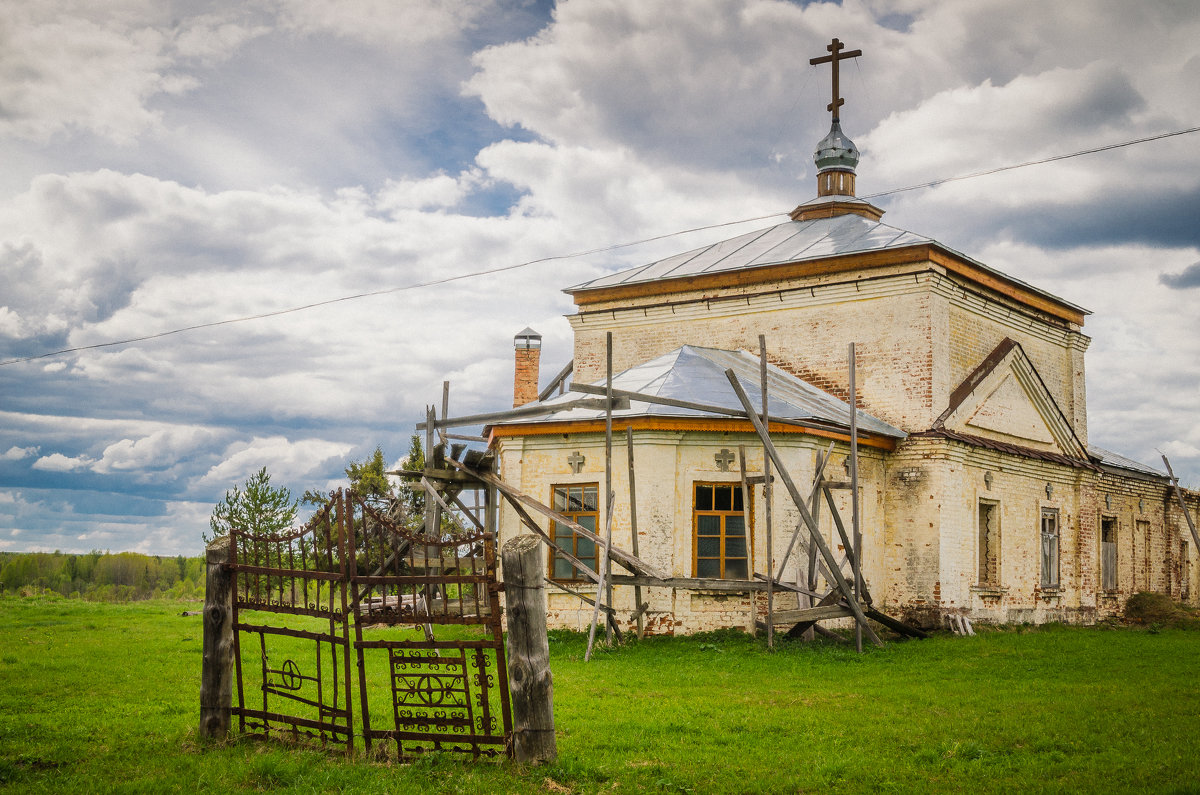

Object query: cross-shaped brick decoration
[567,451,586,474]
[714,448,735,472]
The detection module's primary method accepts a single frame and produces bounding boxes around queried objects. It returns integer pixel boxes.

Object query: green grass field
[1,594,1198,793]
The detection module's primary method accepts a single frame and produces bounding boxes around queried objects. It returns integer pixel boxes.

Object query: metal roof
[1088,445,1166,478]
[567,213,1089,317]
[495,345,906,439]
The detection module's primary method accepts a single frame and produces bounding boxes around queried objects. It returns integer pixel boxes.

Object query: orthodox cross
[809,37,862,122]
[714,449,735,472]
[567,451,586,474]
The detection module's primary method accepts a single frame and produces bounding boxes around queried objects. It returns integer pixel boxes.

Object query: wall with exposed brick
[571,271,937,432]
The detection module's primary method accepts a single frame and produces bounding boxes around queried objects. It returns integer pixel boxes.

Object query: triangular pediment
[935,338,1087,459]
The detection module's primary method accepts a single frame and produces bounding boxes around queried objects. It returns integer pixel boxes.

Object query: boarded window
[1136,519,1151,591]
[1100,517,1117,591]
[978,501,1000,585]
[693,483,750,580]
[1040,508,1060,588]
[548,484,599,581]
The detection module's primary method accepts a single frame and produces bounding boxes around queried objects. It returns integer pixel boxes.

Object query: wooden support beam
[415,396,629,431]
[757,334,774,649]
[538,359,574,402]
[626,426,645,639]
[776,442,834,582]
[585,491,616,661]
[767,603,856,625]
[448,458,667,580]
[570,382,851,436]
[738,445,757,637]
[1163,455,1200,551]
[724,369,884,648]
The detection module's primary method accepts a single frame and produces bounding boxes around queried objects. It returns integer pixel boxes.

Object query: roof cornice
[570,241,1088,326]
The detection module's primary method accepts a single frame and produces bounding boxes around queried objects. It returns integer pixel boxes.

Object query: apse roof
[493,345,905,440]
[1088,445,1166,479]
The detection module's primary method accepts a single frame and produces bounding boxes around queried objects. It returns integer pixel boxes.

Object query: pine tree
[206,467,298,543]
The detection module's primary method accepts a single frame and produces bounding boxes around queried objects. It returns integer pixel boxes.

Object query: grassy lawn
[1,595,1198,793]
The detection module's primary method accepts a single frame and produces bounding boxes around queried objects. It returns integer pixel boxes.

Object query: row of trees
[2,440,433,602]
[0,550,206,601]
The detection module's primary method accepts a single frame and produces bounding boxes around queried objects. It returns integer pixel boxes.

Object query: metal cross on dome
[809,37,862,122]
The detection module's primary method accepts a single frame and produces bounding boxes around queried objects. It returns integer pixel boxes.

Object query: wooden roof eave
[487,415,897,451]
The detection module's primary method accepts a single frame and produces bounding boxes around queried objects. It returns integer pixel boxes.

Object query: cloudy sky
[2,0,1199,556]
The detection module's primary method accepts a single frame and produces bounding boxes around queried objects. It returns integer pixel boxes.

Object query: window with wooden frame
[1040,508,1060,588]
[1100,516,1118,592]
[693,482,751,579]
[548,484,599,581]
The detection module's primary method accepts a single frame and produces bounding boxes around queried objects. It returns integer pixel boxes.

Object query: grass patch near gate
[1,594,1199,793]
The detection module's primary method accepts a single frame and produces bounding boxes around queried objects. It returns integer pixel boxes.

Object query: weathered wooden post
[501,534,557,764]
[199,535,234,740]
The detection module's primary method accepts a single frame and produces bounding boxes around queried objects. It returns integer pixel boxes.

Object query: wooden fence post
[199,536,234,740]
[501,534,557,764]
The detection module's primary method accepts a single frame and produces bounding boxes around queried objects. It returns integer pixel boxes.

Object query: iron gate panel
[228,496,354,750]
[227,488,511,759]
[349,497,512,759]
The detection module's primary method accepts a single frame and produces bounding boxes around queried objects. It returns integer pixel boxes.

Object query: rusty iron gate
[228,489,512,758]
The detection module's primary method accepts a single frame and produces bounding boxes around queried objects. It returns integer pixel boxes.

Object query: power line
[4,124,1198,368]
[0,213,784,367]
[862,125,1200,199]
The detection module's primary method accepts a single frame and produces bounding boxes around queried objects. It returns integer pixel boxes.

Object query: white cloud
[91,427,217,474]
[32,452,95,471]
[1,445,38,461]
[277,0,492,46]
[198,436,354,490]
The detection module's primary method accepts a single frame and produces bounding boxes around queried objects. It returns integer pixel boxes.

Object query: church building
[485,41,1199,633]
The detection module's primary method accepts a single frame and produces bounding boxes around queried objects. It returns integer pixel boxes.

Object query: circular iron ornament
[415,676,447,706]
[280,659,302,690]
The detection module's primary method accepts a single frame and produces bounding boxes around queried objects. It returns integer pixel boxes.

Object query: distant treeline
[0,550,206,601]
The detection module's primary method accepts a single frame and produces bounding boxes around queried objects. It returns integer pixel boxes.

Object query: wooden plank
[415,396,628,431]
[724,369,884,648]
[863,607,929,638]
[603,332,614,645]
[768,603,855,625]
[626,426,645,639]
[448,458,668,580]
[849,341,863,653]
[821,483,875,606]
[538,359,574,402]
[570,382,852,437]
[585,491,616,661]
[738,445,757,637]
[757,334,774,649]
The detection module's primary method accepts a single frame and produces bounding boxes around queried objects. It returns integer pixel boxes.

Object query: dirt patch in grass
[1124,592,1200,629]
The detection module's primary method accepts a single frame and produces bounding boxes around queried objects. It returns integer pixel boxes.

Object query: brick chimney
[513,327,542,407]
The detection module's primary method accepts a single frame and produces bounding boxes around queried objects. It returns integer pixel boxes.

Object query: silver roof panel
[495,345,906,439]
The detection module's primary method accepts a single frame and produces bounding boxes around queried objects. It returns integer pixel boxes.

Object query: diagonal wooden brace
[725,369,883,648]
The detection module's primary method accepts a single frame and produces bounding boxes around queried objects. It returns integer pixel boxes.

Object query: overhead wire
[3,124,1198,369]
